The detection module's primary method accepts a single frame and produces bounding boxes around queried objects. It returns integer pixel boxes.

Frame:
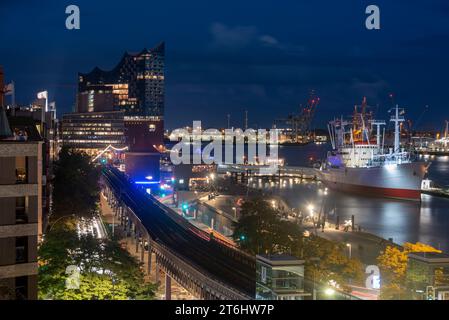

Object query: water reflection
[256,178,449,251]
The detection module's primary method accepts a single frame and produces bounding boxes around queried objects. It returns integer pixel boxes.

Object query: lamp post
[346,243,352,259]
[307,204,317,234]
[310,257,320,300]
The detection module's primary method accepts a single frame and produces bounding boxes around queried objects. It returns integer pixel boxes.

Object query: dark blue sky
[1,0,449,130]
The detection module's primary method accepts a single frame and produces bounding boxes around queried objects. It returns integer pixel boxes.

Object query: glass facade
[61,111,125,154]
[406,252,449,300]
[256,255,306,300]
[77,42,164,117]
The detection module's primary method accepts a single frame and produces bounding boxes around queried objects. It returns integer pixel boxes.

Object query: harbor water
[268,144,449,252]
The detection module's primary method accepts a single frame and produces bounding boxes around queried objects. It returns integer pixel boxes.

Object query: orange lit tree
[377,242,441,299]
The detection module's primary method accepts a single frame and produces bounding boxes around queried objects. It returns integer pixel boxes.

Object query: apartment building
[0,107,42,300]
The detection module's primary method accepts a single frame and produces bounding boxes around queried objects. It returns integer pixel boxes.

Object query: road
[102,167,255,298]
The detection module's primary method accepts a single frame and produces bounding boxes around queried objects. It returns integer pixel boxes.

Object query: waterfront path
[304,225,394,266]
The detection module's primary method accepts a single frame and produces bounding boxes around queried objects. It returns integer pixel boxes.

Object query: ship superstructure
[317,100,429,201]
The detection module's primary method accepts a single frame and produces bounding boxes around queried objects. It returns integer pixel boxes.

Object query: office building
[61,111,126,156]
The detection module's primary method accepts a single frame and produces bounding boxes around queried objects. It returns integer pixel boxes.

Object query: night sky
[1,0,449,131]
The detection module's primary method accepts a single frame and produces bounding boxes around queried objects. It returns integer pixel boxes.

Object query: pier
[217,164,318,180]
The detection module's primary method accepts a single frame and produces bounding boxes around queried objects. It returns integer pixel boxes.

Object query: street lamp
[324,287,335,297]
[307,204,315,213]
[346,243,352,259]
[310,257,320,300]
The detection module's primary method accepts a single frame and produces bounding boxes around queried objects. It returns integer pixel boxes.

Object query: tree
[52,146,100,220]
[232,197,364,291]
[377,242,441,299]
[232,197,302,255]
[302,235,364,289]
[38,225,156,300]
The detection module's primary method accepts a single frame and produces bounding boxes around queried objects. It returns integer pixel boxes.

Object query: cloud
[258,35,279,46]
[209,22,292,52]
[209,23,259,49]
[208,22,307,56]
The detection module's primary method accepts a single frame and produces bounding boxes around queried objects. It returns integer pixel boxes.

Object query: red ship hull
[316,162,429,201]
[322,181,422,201]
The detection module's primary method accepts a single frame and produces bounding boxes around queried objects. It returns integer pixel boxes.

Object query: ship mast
[390,104,405,154]
[370,120,386,147]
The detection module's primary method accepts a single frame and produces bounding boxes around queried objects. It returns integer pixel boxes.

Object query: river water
[268,144,449,252]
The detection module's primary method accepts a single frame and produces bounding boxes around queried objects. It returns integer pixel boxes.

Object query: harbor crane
[275,91,320,143]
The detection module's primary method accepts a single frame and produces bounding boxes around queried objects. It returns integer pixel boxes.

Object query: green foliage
[38,225,156,300]
[232,197,364,290]
[232,197,302,256]
[52,146,100,219]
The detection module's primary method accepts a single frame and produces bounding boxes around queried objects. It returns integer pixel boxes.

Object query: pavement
[202,194,242,221]
[303,219,393,266]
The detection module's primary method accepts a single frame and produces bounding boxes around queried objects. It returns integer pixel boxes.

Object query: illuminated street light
[324,288,335,296]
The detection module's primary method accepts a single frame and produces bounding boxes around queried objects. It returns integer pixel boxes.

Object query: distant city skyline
[1,0,449,131]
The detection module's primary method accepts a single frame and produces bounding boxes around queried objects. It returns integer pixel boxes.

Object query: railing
[151,240,251,300]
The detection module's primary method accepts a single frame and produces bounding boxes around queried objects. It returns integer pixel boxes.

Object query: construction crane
[275,91,320,143]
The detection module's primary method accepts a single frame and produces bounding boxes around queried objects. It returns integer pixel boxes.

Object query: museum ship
[316,99,429,201]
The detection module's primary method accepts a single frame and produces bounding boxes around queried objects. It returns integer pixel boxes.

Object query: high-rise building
[0,106,42,300]
[77,42,164,117]
[64,43,165,183]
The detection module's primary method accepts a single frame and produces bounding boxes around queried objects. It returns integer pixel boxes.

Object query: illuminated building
[256,254,307,300]
[63,42,165,183]
[61,111,126,156]
[0,106,42,300]
[77,42,164,117]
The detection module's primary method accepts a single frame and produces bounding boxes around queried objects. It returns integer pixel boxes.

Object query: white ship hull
[315,161,429,201]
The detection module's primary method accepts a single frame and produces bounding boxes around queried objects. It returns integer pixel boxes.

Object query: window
[15,197,28,224]
[15,237,28,264]
[261,266,267,284]
[15,157,28,183]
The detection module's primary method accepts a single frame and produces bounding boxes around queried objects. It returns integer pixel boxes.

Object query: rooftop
[257,254,305,266]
